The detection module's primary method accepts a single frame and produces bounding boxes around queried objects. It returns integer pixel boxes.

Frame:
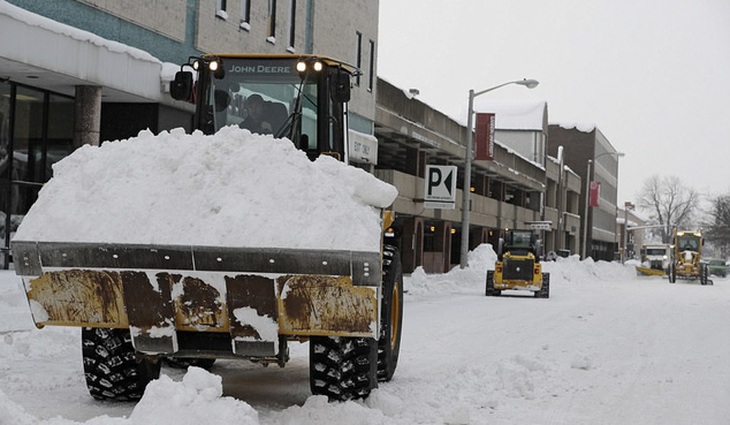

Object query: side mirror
[171,71,193,101]
[332,72,351,103]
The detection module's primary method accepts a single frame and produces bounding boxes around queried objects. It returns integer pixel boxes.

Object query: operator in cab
[239,94,274,135]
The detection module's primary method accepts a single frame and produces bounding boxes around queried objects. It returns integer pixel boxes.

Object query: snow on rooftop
[554,122,596,133]
[494,138,546,171]
[0,1,160,64]
[473,100,547,131]
[13,127,397,253]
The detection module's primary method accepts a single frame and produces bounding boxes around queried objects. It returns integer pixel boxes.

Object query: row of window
[355,31,375,92]
[215,1,376,93]
[216,0,295,49]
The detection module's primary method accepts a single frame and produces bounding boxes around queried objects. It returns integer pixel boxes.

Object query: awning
[0,2,162,102]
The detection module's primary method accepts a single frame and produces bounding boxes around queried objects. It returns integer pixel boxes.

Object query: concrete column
[432,222,452,272]
[400,217,424,273]
[73,85,102,148]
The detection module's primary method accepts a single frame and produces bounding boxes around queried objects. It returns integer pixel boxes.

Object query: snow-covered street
[2,248,729,425]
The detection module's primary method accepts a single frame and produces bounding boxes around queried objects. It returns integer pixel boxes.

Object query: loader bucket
[12,241,381,357]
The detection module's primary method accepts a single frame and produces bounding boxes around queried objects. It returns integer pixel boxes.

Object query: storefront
[0,80,76,266]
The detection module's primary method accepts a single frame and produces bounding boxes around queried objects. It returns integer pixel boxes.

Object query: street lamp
[581,151,625,260]
[460,79,539,268]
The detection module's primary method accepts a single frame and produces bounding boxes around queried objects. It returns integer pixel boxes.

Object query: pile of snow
[405,244,637,296]
[406,244,497,296]
[541,254,638,284]
[14,127,397,253]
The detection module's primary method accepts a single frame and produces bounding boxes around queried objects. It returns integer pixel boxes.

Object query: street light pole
[459,79,539,268]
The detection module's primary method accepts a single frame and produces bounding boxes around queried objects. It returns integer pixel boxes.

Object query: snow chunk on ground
[14,127,397,253]
[130,367,258,425]
[270,395,386,425]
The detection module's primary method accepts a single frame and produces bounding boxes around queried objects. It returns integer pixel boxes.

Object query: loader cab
[675,232,701,253]
[171,54,357,162]
[497,230,542,260]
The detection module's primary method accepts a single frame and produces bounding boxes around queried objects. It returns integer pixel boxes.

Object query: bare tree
[637,175,699,243]
[705,194,730,257]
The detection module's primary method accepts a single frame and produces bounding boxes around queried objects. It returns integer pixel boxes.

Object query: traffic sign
[424,165,457,209]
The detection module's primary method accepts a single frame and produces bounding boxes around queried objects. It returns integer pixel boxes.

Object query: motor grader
[486,229,549,298]
[668,230,710,285]
[12,54,403,402]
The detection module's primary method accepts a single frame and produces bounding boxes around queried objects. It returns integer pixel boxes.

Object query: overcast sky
[378,0,730,205]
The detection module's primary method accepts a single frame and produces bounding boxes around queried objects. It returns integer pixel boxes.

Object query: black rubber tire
[700,264,708,285]
[309,336,378,401]
[668,264,676,283]
[82,327,160,401]
[485,270,500,296]
[377,245,403,382]
[163,357,216,370]
[535,273,550,298]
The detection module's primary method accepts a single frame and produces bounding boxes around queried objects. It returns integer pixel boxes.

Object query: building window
[355,32,362,86]
[216,0,228,20]
[368,40,375,92]
[0,82,74,266]
[240,0,251,30]
[287,0,296,51]
[267,0,277,43]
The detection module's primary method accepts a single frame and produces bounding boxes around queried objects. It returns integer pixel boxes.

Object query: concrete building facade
[548,124,621,261]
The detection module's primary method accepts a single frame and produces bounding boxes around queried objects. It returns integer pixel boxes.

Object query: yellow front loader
[13,54,404,402]
[486,230,549,298]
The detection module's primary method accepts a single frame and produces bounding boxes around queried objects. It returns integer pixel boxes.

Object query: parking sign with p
[424,165,457,209]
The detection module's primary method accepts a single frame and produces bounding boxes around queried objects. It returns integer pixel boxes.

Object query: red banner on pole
[589,181,601,207]
[475,113,495,161]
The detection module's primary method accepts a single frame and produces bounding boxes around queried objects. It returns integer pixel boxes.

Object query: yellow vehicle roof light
[313,61,323,72]
[296,61,307,73]
[208,60,219,71]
